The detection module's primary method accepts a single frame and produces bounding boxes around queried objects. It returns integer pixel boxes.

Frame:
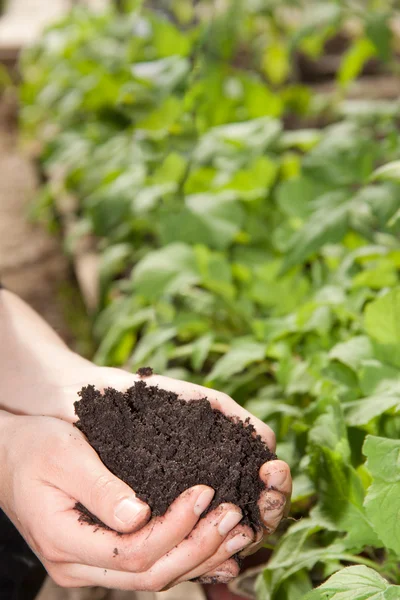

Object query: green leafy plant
[20,1,400,598]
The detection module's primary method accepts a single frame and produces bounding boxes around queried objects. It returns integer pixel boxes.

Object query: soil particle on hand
[136,366,153,378]
[74,379,276,531]
[75,504,111,529]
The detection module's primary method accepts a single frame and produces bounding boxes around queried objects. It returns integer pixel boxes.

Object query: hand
[0,287,291,586]
[94,370,292,584]
[0,410,256,590]
[54,366,292,584]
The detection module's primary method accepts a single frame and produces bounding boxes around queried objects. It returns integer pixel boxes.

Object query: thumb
[50,427,151,533]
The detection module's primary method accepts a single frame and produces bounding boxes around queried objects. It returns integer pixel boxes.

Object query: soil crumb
[74,380,276,531]
[136,366,153,378]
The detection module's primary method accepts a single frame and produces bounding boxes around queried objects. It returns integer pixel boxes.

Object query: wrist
[0,290,98,421]
[0,410,15,505]
[0,340,94,420]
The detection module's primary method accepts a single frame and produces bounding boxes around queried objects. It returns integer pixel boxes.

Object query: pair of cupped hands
[0,337,291,592]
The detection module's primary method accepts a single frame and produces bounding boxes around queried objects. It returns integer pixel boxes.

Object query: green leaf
[250,261,309,315]
[150,16,192,57]
[219,157,278,198]
[359,360,400,396]
[365,288,400,344]
[350,185,400,232]
[280,129,322,152]
[131,327,177,367]
[308,402,350,460]
[344,395,400,427]
[261,520,353,598]
[292,473,315,503]
[158,193,244,250]
[265,519,321,571]
[276,176,327,219]
[94,307,153,366]
[365,13,393,62]
[131,56,190,89]
[263,40,290,86]
[281,569,313,600]
[245,397,302,422]
[303,565,399,600]
[193,117,281,164]
[208,338,266,382]
[338,38,376,87]
[281,201,349,273]
[309,404,381,549]
[133,183,176,214]
[99,243,133,298]
[352,260,398,290]
[371,161,400,183]
[303,122,377,186]
[191,333,214,372]
[132,243,199,299]
[329,336,373,372]
[135,96,182,133]
[363,435,400,555]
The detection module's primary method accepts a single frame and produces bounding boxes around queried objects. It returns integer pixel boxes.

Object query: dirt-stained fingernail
[218,510,242,536]
[268,468,289,488]
[213,571,236,583]
[194,572,235,584]
[194,488,215,516]
[263,490,286,512]
[226,533,252,554]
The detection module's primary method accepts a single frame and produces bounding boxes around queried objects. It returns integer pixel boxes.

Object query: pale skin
[0,290,292,590]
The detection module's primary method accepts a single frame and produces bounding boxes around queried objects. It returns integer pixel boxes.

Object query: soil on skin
[136,366,154,378]
[74,378,276,531]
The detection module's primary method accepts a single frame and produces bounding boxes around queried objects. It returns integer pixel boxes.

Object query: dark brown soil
[136,366,153,378]
[74,379,276,531]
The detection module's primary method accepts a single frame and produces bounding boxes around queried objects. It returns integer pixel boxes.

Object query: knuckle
[41,543,64,564]
[32,531,64,564]
[90,473,119,504]
[120,548,152,573]
[148,576,168,592]
[48,568,76,588]
[133,554,153,573]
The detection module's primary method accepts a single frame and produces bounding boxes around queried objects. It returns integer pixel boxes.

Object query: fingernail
[213,571,235,583]
[268,468,288,487]
[115,498,147,524]
[263,490,285,512]
[218,510,242,536]
[194,488,215,516]
[226,533,252,554]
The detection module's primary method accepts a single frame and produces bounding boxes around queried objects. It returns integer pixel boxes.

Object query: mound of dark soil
[74,376,276,531]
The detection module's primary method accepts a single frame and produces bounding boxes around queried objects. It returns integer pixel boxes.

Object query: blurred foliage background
[20,1,400,598]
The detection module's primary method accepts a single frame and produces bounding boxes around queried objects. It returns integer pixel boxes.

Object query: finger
[130,504,247,588]
[260,460,292,518]
[258,489,286,534]
[57,505,247,590]
[58,557,239,590]
[36,485,216,570]
[235,461,292,555]
[171,524,253,585]
[43,426,150,533]
[239,527,264,557]
[99,369,276,451]
[192,558,239,584]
